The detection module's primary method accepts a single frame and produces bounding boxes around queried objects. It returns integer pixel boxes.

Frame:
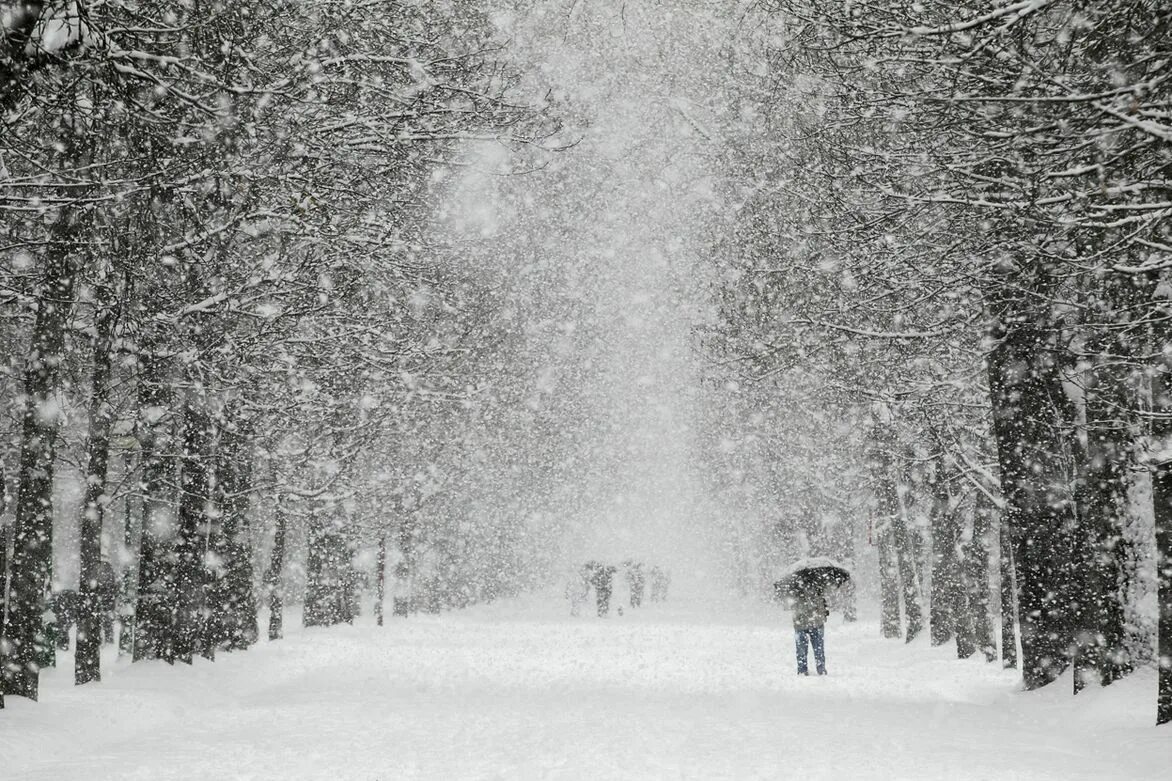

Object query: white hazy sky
[448,1,739,581]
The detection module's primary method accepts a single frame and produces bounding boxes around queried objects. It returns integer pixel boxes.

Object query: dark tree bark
[1,469,9,708]
[999,516,1018,670]
[988,321,1078,689]
[1071,315,1137,692]
[1151,347,1172,725]
[0,517,8,709]
[929,459,974,657]
[0,234,76,701]
[212,413,257,652]
[1157,464,1172,725]
[117,471,137,658]
[304,511,325,626]
[266,494,288,641]
[174,400,214,664]
[890,506,924,643]
[929,461,954,648]
[133,349,176,663]
[304,510,354,627]
[376,534,387,627]
[75,277,119,685]
[869,426,924,641]
[968,490,997,662]
[877,527,901,638]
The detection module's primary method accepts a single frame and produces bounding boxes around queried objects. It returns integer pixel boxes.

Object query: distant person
[649,566,670,602]
[566,565,591,617]
[786,584,829,676]
[589,563,616,617]
[624,560,645,608]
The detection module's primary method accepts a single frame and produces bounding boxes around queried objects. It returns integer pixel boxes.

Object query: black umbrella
[774,557,851,598]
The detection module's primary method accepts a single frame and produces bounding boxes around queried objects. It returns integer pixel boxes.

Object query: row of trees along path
[2,0,1171,731]
[696,0,1171,726]
[0,2,549,707]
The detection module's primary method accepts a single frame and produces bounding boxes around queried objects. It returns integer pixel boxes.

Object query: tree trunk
[968,490,997,662]
[133,349,176,663]
[891,510,924,643]
[304,510,351,627]
[266,494,288,641]
[304,511,325,626]
[75,278,118,685]
[1157,465,1172,724]
[0,235,76,701]
[174,399,213,664]
[376,534,387,627]
[870,427,924,641]
[929,461,954,647]
[0,518,9,709]
[999,515,1018,669]
[1072,338,1134,692]
[118,470,136,658]
[878,526,901,638]
[931,460,975,658]
[988,323,1077,689]
[1151,348,1172,725]
[214,414,257,651]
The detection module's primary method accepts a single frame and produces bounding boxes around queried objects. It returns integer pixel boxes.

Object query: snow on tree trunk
[929,459,975,658]
[929,460,954,648]
[211,412,257,652]
[968,492,997,663]
[891,507,925,644]
[999,518,1018,670]
[869,427,923,641]
[173,399,213,665]
[1073,338,1134,693]
[376,535,387,627]
[133,349,176,664]
[0,230,75,701]
[304,510,355,628]
[75,275,118,685]
[878,527,901,638]
[1151,342,1172,726]
[117,477,137,658]
[988,320,1078,689]
[266,495,288,642]
[1157,469,1172,725]
[0,516,8,709]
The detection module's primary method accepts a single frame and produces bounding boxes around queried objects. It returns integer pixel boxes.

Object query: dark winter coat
[787,591,828,630]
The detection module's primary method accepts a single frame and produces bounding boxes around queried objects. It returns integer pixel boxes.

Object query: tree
[1,209,80,700]
[75,266,120,684]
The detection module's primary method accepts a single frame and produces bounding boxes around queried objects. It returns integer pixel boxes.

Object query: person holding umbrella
[775,557,851,676]
[787,583,829,676]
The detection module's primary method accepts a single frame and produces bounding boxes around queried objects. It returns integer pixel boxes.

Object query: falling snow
[1,0,1171,778]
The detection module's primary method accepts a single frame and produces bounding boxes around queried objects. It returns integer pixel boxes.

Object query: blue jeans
[795,627,826,675]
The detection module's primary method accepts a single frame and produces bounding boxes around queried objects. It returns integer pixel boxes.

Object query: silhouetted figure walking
[566,564,591,616]
[624,560,646,608]
[649,566,670,602]
[588,562,616,617]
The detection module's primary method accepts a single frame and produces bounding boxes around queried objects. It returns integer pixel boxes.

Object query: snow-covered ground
[2,595,1167,780]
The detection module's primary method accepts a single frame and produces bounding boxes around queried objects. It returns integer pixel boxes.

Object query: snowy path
[2,596,1166,780]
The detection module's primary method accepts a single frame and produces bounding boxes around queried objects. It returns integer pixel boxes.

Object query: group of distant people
[566,559,670,617]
